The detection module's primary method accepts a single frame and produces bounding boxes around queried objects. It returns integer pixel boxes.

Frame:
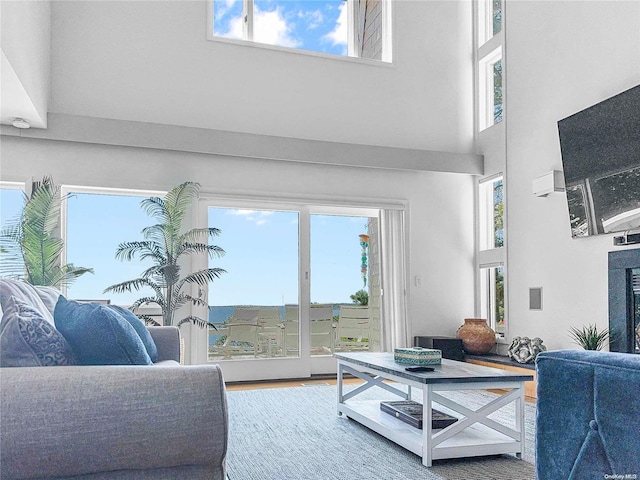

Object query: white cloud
[220,14,244,40]
[228,209,273,226]
[229,209,257,216]
[323,2,347,48]
[254,6,300,48]
[299,9,324,30]
[214,0,241,37]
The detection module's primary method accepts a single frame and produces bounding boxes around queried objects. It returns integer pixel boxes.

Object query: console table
[335,352,533,467]
[465,354,538,399]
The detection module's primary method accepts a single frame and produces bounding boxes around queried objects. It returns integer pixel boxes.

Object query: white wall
[49,0,474,153]
[0,132,476,348]
[0,0,480,370]
[505,1,640,350]
[0,0,50,128]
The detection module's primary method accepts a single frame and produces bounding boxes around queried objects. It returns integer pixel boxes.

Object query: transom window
[210,0,392,62]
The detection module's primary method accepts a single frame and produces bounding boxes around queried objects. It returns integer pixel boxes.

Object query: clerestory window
[476,0,504,130]
[477,175,506,339]
[209,0,392,62]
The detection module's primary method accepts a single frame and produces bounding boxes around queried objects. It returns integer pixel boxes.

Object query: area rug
[226,383,536,480]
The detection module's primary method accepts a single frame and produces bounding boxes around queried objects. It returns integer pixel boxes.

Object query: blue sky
[209,207,368,306]
[213,0,347,56]
[1,188,369,307]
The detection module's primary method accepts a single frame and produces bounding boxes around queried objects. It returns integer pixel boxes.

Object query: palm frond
[0,219,26,278]
[140,196,168,223]
[177,242,225,259]
[181,293,208,308]
[138,315,162,327]
[114,241,156,261]
[182,268,227,286]
[24,176,59,237]
[164,182,199,226]
[61,265,94,285]
[177,315,217,330]
[103,278,162,297]
[179,227,222,244]
[130,297,165,310]
[141,224,169,248]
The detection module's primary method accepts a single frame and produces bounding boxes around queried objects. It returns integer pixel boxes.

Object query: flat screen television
[557,84,640,238]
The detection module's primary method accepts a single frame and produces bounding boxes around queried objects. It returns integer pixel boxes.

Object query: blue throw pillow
[54,297,152,366]
[0,296,76,367]
[107,305,158,363]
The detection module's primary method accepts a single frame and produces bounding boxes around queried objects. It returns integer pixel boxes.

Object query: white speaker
[533,170,565,197]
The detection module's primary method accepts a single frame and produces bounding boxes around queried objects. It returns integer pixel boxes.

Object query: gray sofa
[0,281,228,480]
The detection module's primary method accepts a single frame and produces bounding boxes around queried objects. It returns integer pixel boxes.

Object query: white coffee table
[334,352,533,467]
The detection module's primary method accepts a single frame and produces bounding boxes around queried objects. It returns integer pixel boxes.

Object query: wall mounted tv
[557,84,640,238]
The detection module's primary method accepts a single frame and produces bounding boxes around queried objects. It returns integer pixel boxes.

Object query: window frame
[196,194,393,379]
[476,174,507,341]
[59,185,166,298]
[207,0,393,64]
[475,0,504,132]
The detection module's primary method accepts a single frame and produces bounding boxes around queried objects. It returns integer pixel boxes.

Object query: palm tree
[0,176,93,287]
[104,182,226,328]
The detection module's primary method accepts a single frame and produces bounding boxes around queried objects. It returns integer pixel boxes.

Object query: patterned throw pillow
[0,296,76,367]
[0,279,55,324]
[54,297,152,366]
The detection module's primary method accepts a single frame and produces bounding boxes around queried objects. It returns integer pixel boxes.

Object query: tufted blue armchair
[535,350,640,480]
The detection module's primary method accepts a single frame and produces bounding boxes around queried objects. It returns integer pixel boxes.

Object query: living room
[1,1,639,479]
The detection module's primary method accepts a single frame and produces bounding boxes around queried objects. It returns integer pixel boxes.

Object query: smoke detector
[12,118,31,129]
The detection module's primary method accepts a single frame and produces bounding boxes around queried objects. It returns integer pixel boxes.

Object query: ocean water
[207,305,343,346]
[208,305,342,324]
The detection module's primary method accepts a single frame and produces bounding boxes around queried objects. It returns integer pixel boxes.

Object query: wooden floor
[226,377,536,403]
[225,377,360,391]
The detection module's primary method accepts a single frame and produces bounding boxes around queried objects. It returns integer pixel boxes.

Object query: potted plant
[0,176,93,287]
[568,324,611,351]
[104,181,226,328]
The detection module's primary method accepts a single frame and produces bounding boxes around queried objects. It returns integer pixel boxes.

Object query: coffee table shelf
[335,352,533,467]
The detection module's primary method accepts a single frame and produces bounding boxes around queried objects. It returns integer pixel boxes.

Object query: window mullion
[380,0,393,62]
[347,0,358,57]
[244,0,254,42]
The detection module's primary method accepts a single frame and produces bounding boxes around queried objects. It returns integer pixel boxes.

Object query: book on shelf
[379,400,457,430]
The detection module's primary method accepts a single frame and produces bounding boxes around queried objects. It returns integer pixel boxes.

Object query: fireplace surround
[608,248,640,353]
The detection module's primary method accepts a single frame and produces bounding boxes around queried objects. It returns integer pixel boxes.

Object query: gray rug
[226,383,537,480]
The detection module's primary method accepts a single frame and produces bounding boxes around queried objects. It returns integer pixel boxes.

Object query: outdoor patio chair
[335,305,370,351]
[257,306,284,357]
[310,305,335,354]
[220,306,260,358]
[283,304,299,356]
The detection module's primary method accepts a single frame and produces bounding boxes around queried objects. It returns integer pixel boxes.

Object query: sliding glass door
[200,200,382,380]
[206,206,300,361]
[310,213,380,355]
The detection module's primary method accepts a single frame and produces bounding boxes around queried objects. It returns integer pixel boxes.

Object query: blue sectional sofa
[535,350,640,480]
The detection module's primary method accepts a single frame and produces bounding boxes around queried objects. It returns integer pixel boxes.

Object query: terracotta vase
[456,318,496,354]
